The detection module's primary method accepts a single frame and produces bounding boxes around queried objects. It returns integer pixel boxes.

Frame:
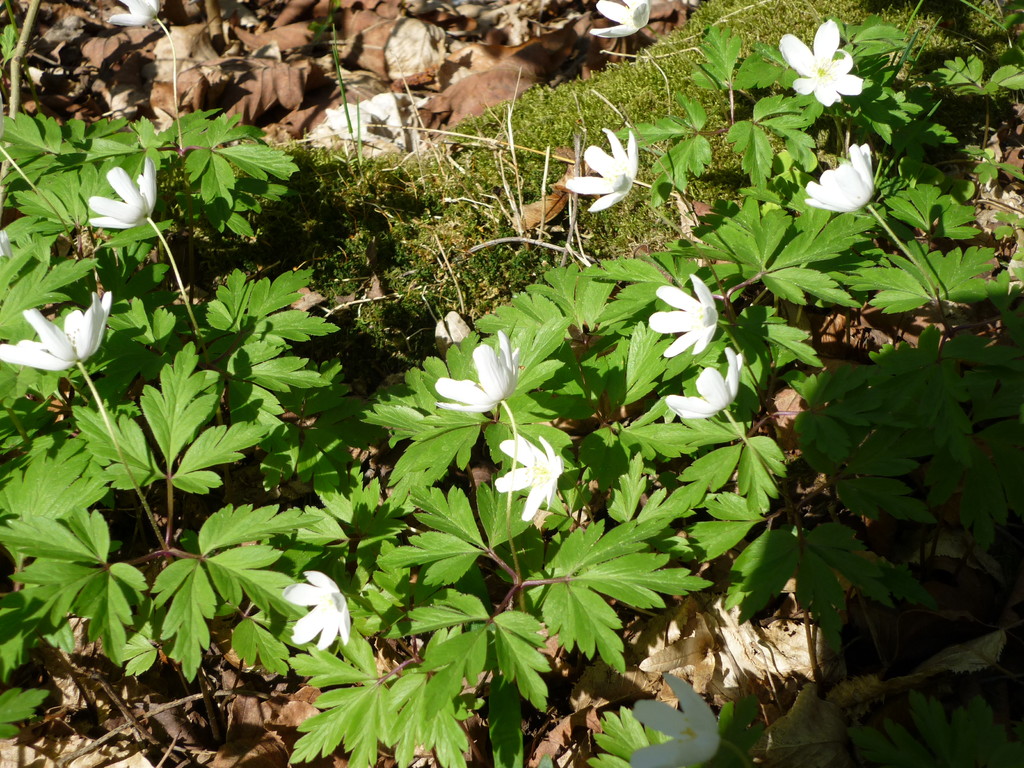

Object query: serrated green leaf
[152,558,216,679]
[197,505,303,552]
[491,611,548,709]
[173,423,264,493]
[0,688,48,738]
[232,617,290,675]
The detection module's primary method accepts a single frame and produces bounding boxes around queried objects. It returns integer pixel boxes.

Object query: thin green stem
[866,204,938,298]
[147,217,203,347]
[75,361,163,545]
[4,404,29,442]
[499,399,523,583]
[154,18,184,150]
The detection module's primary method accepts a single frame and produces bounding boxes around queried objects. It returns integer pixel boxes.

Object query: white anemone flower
[805,143,874,213]
[0,293,113,372]
[779,19,863,107]
[590,0,650,38]
[495,436,564,521]
[666,348,743,420]
[0,231,11,258]
[436,331,520,413]
[109,0,160,26]
[88,158,157,230]
[631,675,721,768]
[649,275,719,358]
[283,571,351,650]
[565,129,638,212]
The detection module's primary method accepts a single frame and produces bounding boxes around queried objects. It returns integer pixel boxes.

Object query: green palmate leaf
[491,611,548,709]
[655,135,713,194]
[75,409,162,490]
[489,674,524,768]
[681,444,742,493]
[140,345,219,465]
[293,681,389,766]
[406,591,490,635]
[624,323,667,404]
[0,687,48,738]
[852,691,1024,768]
[205,546,292,613]
[762,267,853,306]
[542,581,624,670]
[172,422,264,493]
[4,511,145,665]
[72,563,147,664]
[378,531,483,586]
[232,616,290,675]
[607,452,647,523]
[411,486,486,547]
[751,95,817,170]
[726,120,773,184]
[726,527,798,620]
[686,493,764,560]
[797,523,892,649]
[216,143,299,180]
[854,266,931,312]
[423,625,489,700]
[390,417,482,496]
[592,707,665,768]
[197,505,305,552]
[886,186,978,240]
[390,670,469,768]
[152,558,216,679]
[836,476,931,522]
[0,439,106,522]
[737,435,786,512]
[693,25,742,89]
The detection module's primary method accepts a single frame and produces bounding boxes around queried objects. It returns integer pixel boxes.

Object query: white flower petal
[791,77,817,96]
[521,485,548,521]
[665,394,721,420]
[291,610,328,646]
[634,700,686,737]
[694,367,730,410]
[106,167,145,212]
[590,24,637,37]
[283,583,328,606]
[23,309,74,363]
[778,35,814,76]
[813,19,840,60]
[495,467,534,493]
[631,740,694,768]
[649,311,693,335]
[435,377,498,412]
[665,676,720,743]
[0,231,11,258]
[0,341,73,371]
[833,73,864,96]
[588,190,627,212]
[565,176,616,196]
[655,285,702,314]
[583,145,617,178]
[595,0,631,25]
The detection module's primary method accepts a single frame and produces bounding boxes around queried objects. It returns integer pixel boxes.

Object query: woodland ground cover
[0,0,1024,767]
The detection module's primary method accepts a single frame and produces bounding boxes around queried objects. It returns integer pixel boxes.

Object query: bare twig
[468,237,569,255]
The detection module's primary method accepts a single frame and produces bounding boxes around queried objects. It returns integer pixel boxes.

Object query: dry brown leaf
[518,188,570,230]
[384,18,447,80]
[213,732,289,768]
[0,737,156,768]
[758,684,854,768]
[233,22,315,52]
